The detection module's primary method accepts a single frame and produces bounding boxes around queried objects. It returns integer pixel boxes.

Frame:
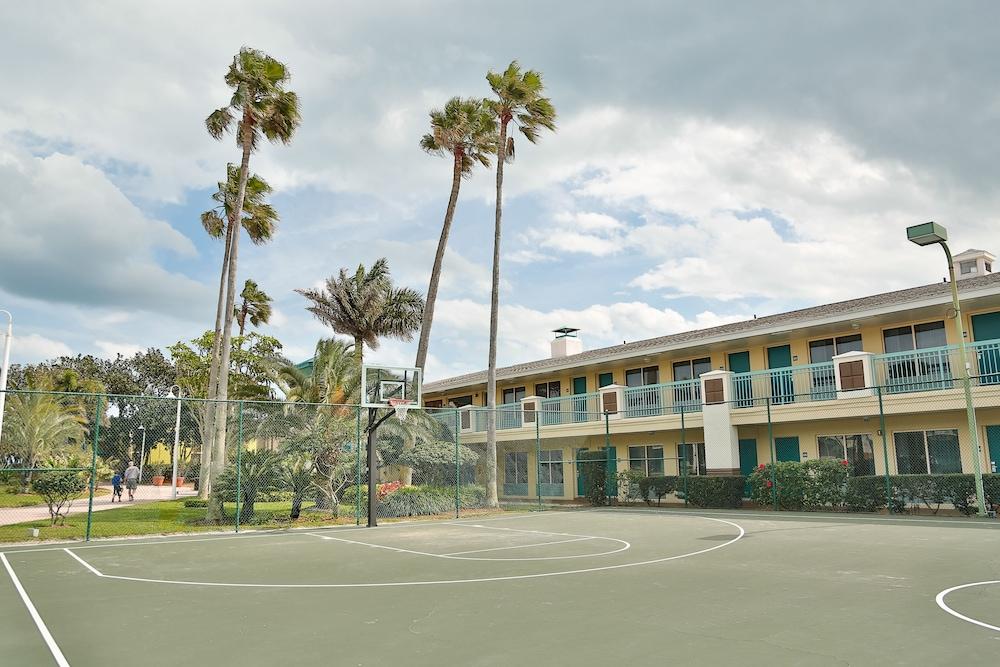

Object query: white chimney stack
[550,327,583,358]
[952,249,994,281]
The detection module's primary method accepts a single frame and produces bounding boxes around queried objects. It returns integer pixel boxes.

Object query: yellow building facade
[423,268,1000,502]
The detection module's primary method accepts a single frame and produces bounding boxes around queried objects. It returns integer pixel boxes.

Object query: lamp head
[907,222,948,247]
[167,384,181,399]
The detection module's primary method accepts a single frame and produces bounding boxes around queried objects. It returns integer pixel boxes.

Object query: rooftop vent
[551,327,583,358]
[953,249,995,281]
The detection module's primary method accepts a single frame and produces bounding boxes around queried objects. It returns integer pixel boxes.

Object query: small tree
[212,450,284,523]
[282,412,356,518]
[32,471,87,526]
[396,439,480,486]
[282,454,314,519]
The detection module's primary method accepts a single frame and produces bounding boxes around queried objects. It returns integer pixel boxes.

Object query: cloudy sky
[2,1,999,380]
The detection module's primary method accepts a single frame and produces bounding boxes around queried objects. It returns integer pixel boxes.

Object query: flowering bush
[377,481,404,499]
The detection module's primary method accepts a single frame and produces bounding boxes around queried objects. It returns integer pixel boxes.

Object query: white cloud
[10,333,72,363]
[94,340,144,359]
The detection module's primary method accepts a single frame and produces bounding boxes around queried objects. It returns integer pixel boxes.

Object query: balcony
[730,362,836,408]
[872,339,1000,394]
[622,379,703,418]
[538,392,603,426]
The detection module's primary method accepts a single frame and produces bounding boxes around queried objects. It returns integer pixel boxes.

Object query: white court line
[935,580,1000,632]
[0,553,71,667]
[304,533,440,557]
[59,516,743,588]
[602,506,1000,527]
[443,537,591,556]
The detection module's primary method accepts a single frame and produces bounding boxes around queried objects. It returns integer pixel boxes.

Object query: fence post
[355,406,362,526]
[235,401,244,534]
[536,409,543,509]
[680,404,688,507]
[876,386,893,513]
[604,411,614,506]
[767,397,777,511]
[85,395,103,542]
[454,408,461,518]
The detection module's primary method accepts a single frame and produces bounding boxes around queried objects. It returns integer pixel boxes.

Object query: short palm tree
[279,338,360,405]
[482,61,556,506]
[296,259,424,371]
[200,165,279,496]
[235,279,273,336]
[415,97,497,373]
[204,47,300,492]
[1,392,86,492]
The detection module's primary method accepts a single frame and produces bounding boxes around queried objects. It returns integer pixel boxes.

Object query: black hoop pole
[367,406,397,528]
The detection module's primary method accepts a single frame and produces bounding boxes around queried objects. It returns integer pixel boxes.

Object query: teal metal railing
[538,392,602,425]
[872,339,1000,393]
[622,379,703,418]
[731,362,836,407]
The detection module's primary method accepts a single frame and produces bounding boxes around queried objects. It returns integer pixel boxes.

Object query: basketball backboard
[360,364,422,408]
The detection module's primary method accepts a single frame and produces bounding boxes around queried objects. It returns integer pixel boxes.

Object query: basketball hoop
[388,398,413,422]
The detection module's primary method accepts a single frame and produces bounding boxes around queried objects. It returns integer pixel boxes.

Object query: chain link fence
[2,380,999,542]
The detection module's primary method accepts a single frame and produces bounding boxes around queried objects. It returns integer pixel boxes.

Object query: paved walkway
[0,484,197,526]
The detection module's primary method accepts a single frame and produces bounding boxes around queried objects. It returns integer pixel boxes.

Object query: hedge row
[631,475,744,509]
[750,460,1000,514]
[342,484,488,517]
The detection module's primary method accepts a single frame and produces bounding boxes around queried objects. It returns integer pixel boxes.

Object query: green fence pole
[536,410,543,509]
[355,406,362,526]
[454,409,461,518]
[767,397,777,511]
[877,386,893,513]
[85,395,103,542]
[235,401,244,534]
[680,405,688,507]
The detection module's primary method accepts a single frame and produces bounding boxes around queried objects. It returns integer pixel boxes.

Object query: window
[629,445,664,476]
[451,395,473,407]
[534,381,561,398]
[817,434,875,476]
[809,334,864,363]
[884,321,947,351]
[677,443,707,476]
[986,261,993,273]
[960,260,978,275]
[503,451,529,494]
[538,450,564,492]
[672,358,712,382]
[598,372,614,388]
[424,399,443,408]
[502,386,525,404]
[625,366,659,386]
[882,322,951,391]
[893,430,962,474]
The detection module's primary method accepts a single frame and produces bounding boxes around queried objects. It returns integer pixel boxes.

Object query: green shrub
[183,498,209,508]
[31,471,88,525]
[685,476,745,508]
[844,476,887,512]
[577,450,610,506]
[616,470,645,503]
[801,459,849,509]
[638,476,679,505]
[749,462,807,510]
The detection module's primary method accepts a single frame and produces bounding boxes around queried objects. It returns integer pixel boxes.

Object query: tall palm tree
[199,165,279,496]
[415,98,497,374]
[205,47,300,490]
[235,279,273,336]
[296,259,424,371]
[483,62,556,506]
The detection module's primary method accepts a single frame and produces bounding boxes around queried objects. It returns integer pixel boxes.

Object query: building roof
[423,272,1000,394]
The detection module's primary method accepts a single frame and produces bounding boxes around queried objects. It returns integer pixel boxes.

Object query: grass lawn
[0,487,108,508]
[0,499,361,543]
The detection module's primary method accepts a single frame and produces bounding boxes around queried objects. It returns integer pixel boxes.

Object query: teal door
[576,448,589,496]
[775,436,800,462]
[572,376,588,422]
[729,351,752,407]
[739,438,757,497]
[768,345,794,404]
[972,312,1000,384]
[987,426,1000,474]
[576,447,617,498]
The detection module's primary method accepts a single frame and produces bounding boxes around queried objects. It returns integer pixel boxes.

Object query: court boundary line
[442,536,590,555]
[935,580,1000,632]
[597,506,1000,527]
[305,527,630,561]
[58,515,743,588]
[0,553,71,667]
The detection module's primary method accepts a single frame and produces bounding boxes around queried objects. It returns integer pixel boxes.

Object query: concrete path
[0,483,197,526]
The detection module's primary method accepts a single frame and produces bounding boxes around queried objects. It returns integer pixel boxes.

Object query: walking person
[111,471,123,502]
[123,461,140,501]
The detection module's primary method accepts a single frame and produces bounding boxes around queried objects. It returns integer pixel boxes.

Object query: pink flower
[842,460,849,466]
[758,463,765,471]
[766,480,773,488]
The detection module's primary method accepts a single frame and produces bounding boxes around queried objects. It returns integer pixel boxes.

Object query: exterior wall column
[520,395,542,429]
[833,351,876,399]
[700,370,741,476]
[597,384,625,420]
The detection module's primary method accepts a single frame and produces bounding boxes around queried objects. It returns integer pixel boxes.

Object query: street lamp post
[137,425,147,483]
[168,385,182,500]
[907,222,988,516]
[0,310,12,445]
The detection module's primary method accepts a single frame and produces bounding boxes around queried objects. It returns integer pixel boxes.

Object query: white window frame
[628,445,665,476]
[892,429,962,474]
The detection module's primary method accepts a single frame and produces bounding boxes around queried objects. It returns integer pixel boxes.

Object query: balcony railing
[873,339,1000,393]
[538,392,602,426]
[731,362,836,408]
[622,379,703,418]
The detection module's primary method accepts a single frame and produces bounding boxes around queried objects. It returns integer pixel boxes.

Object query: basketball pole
[366,407,397,527]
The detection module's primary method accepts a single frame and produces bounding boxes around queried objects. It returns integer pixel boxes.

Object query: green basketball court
[3,508,1000,665]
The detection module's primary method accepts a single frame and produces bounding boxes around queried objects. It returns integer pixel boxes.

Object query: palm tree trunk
[414,150,464,373]
[485,120,509,508]
[200,218,233,498]
[353,336,364,371]
[211,119,253,487]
